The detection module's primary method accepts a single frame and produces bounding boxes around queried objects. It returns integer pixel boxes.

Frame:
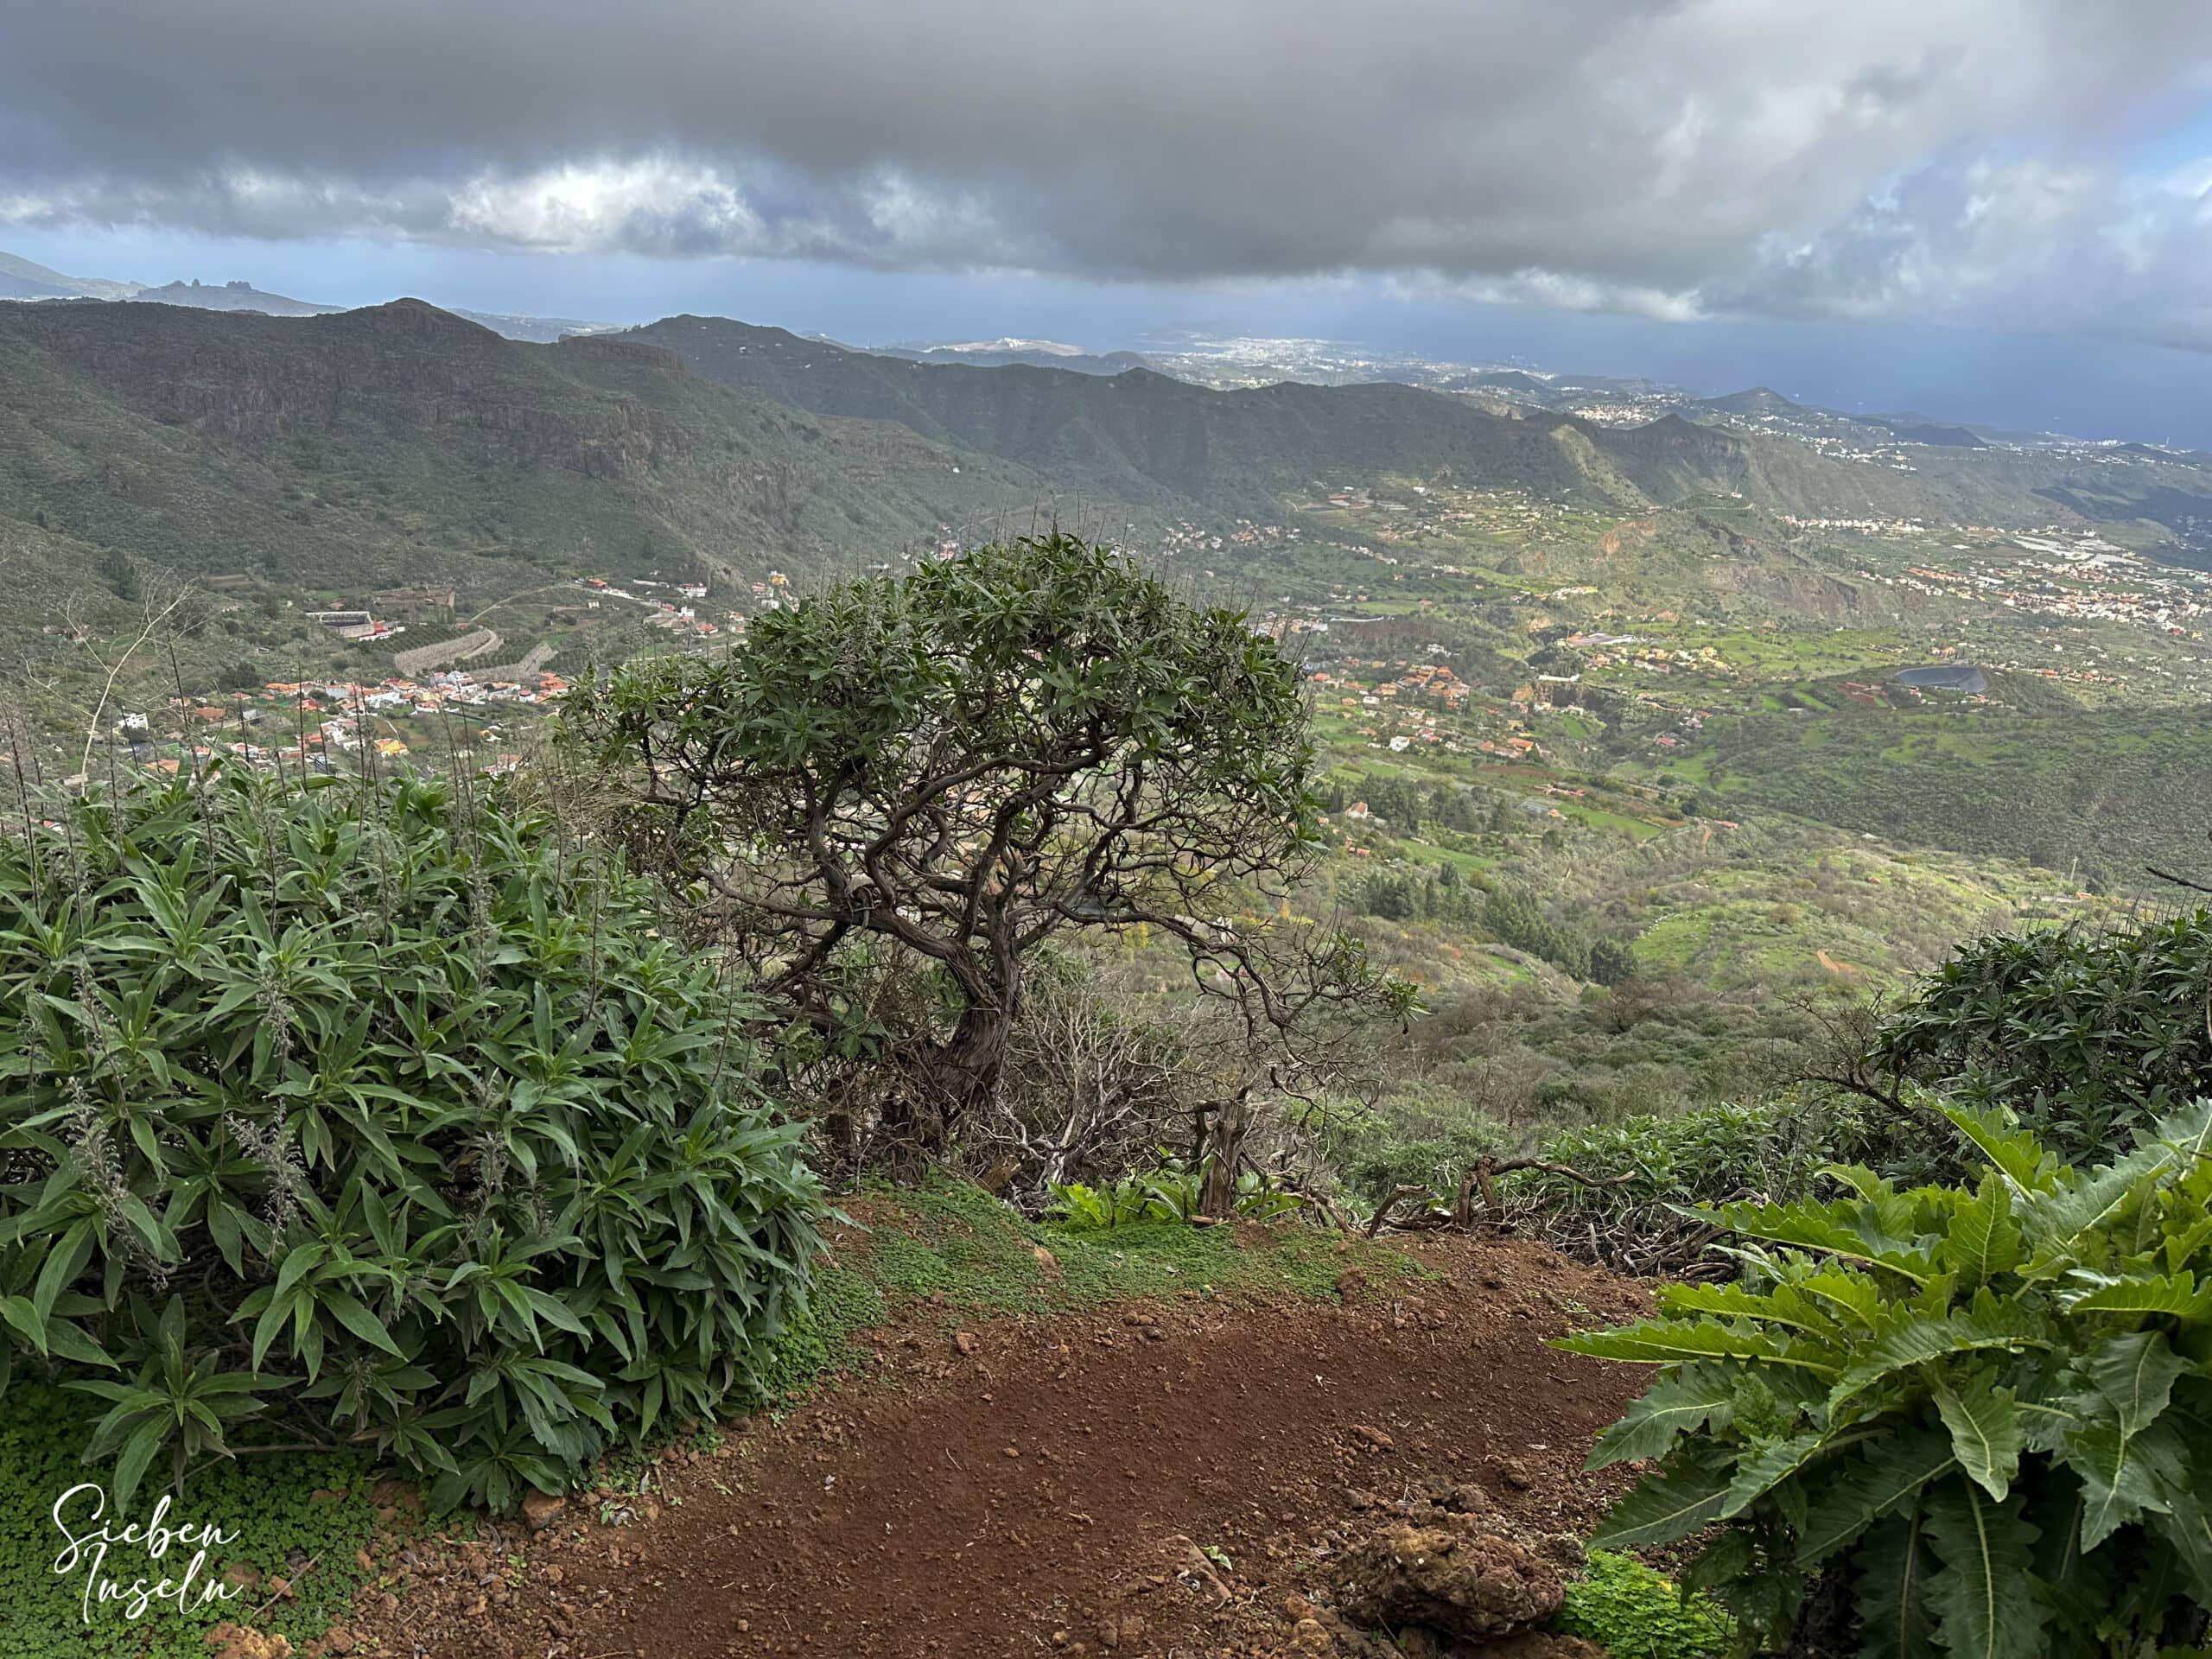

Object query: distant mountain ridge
[134,278,340,317]
[0,251,143,302]
[624,315,2212,533]
[878,340,1154,376]
[1697,385,1987,448]
[4,296,2212,616]
[0,248,621,344]
[0,245,2176,453]
[629,315,1778,518]
[1702,385,1805,417]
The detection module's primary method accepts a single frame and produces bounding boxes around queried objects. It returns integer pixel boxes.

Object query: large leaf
[1659,1281,1840,1335]
[1799,1266,1888,1331]
[1854,1511,1941,1659]
[1554,1319,1837,1376]
[319,1290,406,1357]
[1590,1459,1737,1551]
[1920,1479,2044,1659]
[1936,1102,2058,1197]
[1830,1294,2054,1413]
[2084,1328,2190,1439]
[2064,1271,2212,1322]
[1588,1363,1740,1469]
[1932,1375,2024,1501]
[110,1417,169,1516]
[32,1219,95,1327]
[1940,1178,2023,1288]
[2152,1484,2212,1605]
[1800,1427,1958,1566]
[2018,1099,2212,1265]
[2066,1418,2186,1551]
[2149,1480,2212,1605]
[1700,1198,1938,1284]
[2059,1332,2193,1548]
[1719,1429,1834,1519]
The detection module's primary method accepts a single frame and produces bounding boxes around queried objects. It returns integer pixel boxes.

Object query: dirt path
[352,1239,1649,1659]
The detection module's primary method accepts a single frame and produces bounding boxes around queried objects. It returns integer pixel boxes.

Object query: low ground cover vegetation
[0,1380,417,1659]
[1554,1549,1732,1659]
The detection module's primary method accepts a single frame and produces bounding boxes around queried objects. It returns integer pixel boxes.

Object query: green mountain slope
[1681,695,2212,881]
[632,317,2212,537]
[630,317,1797,518]
[8,297,2208,632]
[0,299,1052,602]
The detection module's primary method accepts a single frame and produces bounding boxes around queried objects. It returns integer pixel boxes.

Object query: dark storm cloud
[3,1,2210,337]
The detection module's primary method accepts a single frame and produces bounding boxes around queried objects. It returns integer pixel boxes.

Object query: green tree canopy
[569,533,1400,1153]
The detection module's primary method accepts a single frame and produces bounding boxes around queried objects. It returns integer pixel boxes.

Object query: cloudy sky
[5,2,2212,438]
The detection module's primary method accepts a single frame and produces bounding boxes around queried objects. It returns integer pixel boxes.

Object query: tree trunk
[1452,1164,1482,1231]
[908,999,1013,1150]
[1198,1092,1253,1219]
[1471,1160,1504,1231]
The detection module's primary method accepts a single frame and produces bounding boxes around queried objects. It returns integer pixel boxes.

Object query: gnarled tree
[565,533,1406,1161]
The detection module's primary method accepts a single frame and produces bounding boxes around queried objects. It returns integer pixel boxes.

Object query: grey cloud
[1717,156,2212,349]
[3,0,2209,334]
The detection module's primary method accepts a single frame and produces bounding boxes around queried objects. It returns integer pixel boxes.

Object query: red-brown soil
[340,1236,1649,1659]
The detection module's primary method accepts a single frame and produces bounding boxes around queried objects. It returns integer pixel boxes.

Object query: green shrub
[1329,1106,1515,1213]
[1300,1074,1519,1210]
[1046,1156,1302,1230]
[1554,1550,1731,1659]
[1521,1099,1835,1210]
[1484,882,1593,979]
[1506,1098,1876,1274]
[1875,910,2212,1169]
[1558,1097,2212,1655]
[0,772,823,1511]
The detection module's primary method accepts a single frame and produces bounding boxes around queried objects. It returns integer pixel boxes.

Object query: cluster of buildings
[1566,398,1678,426]
[1306,657,1472,709]
[303,584,461,645]
[1152,518,1303,566]
[578,574,752,641]
[1647,709,1711,753]
[1576,638,1729,676]
[1856,536,2212,642]
[111,667,569,782]
[1304,656,1482,756]
[1779,514,1932,537]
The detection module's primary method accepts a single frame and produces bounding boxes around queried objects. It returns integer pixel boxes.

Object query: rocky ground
[235,1234,1648,1659]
